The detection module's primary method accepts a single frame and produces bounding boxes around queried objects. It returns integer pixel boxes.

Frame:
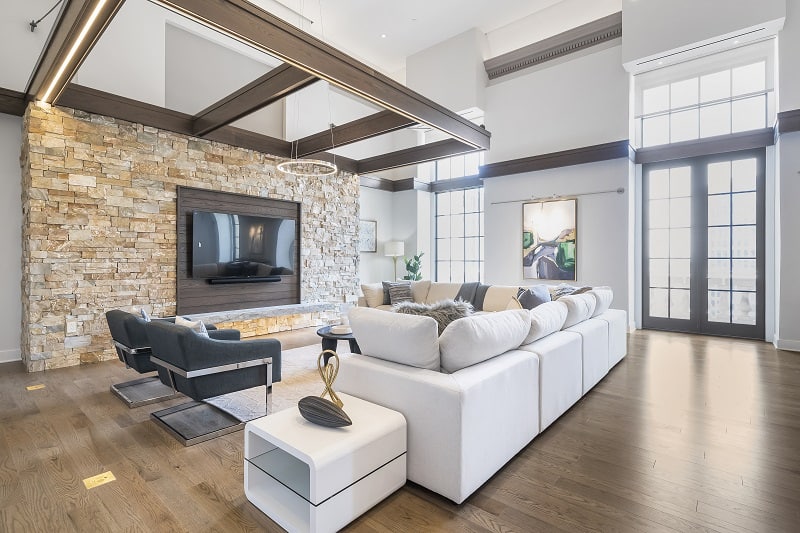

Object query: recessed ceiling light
[381,34,387,38]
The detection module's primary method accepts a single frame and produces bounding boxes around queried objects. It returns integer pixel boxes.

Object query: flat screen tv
[192,210,296,281]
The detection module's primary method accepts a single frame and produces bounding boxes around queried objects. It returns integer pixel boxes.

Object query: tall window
[634,41,775,149]
[435,188,484,283]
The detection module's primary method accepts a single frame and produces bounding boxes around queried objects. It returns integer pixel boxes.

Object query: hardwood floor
[1,329,798,532]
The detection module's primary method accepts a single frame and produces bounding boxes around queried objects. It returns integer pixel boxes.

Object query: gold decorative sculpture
[317,349,343,408]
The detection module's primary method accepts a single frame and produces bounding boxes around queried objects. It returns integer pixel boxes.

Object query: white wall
[780,0,800,112]
[486,0,621,58]
[622,0,786,69]
[484,44,628,162]
[358,187,394,283]
[164,23,283,138]
[774,0,800,350]
[75,0,169,106]
[484,158,631,318]
[0,114,22,362]
[406,28,488,113]
[775,132,800,350]
[0,0,59,92]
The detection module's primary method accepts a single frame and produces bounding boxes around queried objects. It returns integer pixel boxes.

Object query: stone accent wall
[20,103,359,372]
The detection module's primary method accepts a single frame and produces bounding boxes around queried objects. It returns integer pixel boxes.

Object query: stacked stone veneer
[20,103,359,372]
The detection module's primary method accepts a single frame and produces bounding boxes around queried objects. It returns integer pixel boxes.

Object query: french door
[642,149,765,339]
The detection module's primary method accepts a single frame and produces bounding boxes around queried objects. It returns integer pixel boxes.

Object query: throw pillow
[382,281,411,305]
[140,308,151,322]
[174,315,204,333]
[549,284,592,300]
[516,285,551,309]
[388,283,413,304]
[196,321,210,338]
[392,299,473,335]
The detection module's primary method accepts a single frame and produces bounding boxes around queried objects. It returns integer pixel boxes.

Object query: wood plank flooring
[1,329,798,532]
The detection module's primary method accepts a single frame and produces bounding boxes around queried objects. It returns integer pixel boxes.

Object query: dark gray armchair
[144,319,281,445]
[105,310,218,407]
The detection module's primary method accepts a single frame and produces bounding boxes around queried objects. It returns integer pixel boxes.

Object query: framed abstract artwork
[359,219,377,253]
[522,198,577,280]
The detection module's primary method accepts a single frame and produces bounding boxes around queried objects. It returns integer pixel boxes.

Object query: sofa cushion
[393,299,473,335]
[424,282,462,304]
[361,282,385,308]
[517,285,551,309]
[439,309,530,373]
[505,297,523,310]
[411,280,432,303]
[523,300,568,345]
[589,286,614,317]
[560,293,597,329]
[349,307,440,370]
[482,286,521,312]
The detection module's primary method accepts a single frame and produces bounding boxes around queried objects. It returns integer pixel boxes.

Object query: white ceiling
[2,0,571,94]
[249,0,566,75]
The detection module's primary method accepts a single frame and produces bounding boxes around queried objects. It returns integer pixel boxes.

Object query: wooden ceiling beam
[357,139,478,174]
[154,0,490,150]
[27,0,126,103]
[294,110,416,157]
[0,88,27,116]
[192,64,316,136]
[56,84,359,172]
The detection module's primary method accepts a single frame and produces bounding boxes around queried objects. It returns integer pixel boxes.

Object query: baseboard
[0,348,21,363]
[774,337,800,352]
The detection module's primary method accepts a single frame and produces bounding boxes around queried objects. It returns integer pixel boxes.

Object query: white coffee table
[244,393,406,533]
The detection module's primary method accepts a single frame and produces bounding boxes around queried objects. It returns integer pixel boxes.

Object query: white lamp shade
[384,241,405,257]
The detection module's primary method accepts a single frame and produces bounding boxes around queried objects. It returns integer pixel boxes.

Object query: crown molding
[485,12,622,80]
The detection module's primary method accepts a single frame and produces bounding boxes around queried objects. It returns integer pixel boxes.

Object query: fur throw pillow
[392,299,473,335]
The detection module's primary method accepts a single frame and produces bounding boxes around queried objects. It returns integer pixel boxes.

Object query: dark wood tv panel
[176,187,301,315]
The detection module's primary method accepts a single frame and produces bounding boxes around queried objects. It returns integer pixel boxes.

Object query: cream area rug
[204,344,344,421]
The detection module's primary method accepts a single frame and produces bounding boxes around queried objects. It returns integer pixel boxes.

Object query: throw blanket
[393,299,473,335]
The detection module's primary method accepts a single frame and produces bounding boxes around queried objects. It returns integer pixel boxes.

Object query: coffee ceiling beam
[27,0,126,103]
[0,88,27,116]
[155,0,490,150]
[357,139,479,174]
[192,64,317,136]
[295,110,416,157]
[56,84,361,173]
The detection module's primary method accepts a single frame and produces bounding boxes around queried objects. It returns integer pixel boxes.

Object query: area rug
[204,343,340,422]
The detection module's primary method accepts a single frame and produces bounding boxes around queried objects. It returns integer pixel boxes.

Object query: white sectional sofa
[337,281,627,504]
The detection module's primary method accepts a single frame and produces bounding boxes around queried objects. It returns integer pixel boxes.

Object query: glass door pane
[705,156,759,328]
[646,166,692,321]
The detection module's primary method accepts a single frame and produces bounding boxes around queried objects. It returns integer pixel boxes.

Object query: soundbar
[207,276,281,285]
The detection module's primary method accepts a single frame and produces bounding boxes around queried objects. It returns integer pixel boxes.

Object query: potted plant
[402,253,424,281]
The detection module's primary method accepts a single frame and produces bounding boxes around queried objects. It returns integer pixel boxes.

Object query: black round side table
[316,326,361,364]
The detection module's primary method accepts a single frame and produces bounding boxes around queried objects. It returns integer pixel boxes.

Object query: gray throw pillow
[388,283,413,304]
[517,285,551,310]
[382,280,411,304]
[392,299,473,335]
